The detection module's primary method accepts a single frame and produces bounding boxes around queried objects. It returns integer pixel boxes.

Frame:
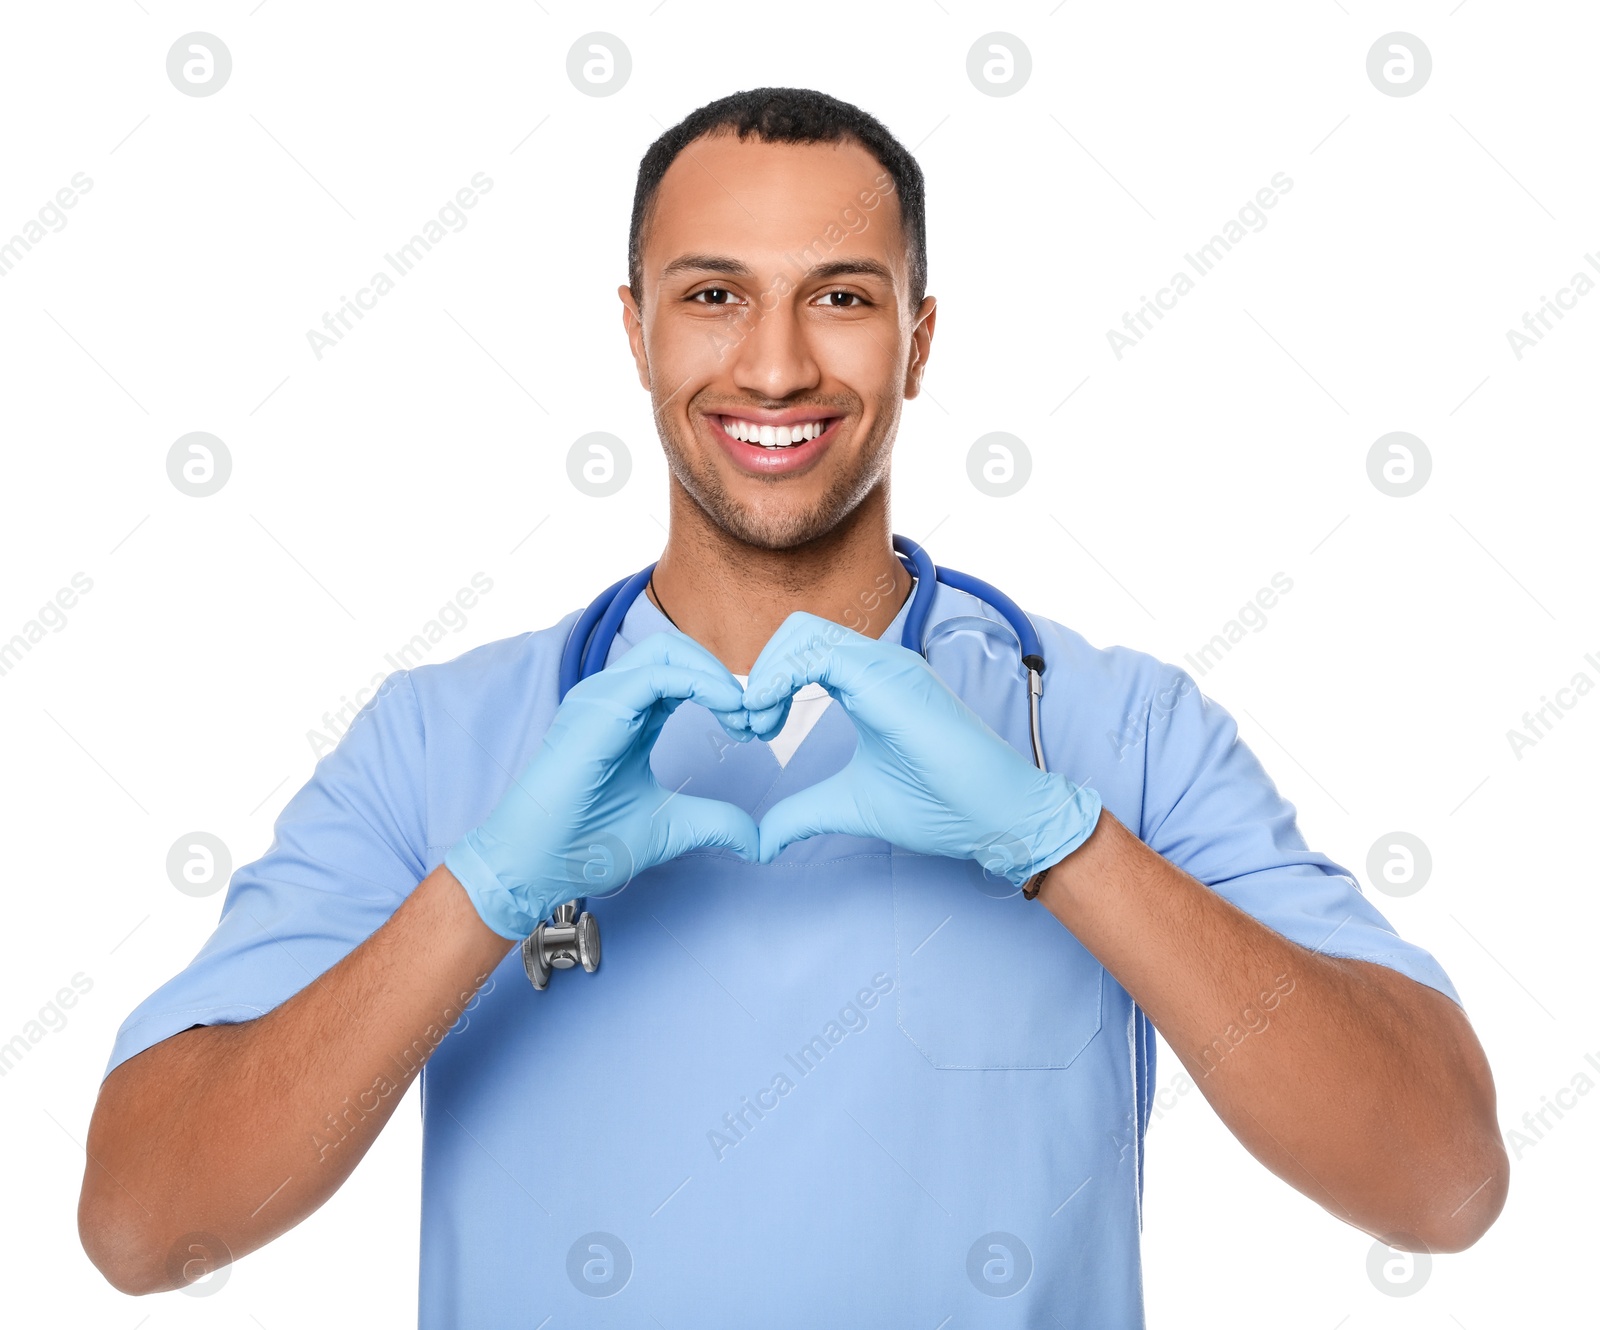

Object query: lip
[705,410,843,476]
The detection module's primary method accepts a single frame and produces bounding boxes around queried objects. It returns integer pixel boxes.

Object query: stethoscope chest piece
[521,900,601,989]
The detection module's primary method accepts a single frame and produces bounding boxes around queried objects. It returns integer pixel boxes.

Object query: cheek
[824,345,911,429]
[814,323,902,382]
[650,340,713,390]
[648,306,744,376]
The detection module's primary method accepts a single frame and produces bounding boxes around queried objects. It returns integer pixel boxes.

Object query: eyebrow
[658,253,896,286]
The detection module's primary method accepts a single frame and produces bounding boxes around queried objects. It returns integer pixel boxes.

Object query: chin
[669,468,852,554]
[715,499,843,552]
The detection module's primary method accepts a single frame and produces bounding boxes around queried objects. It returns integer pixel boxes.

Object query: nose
[726,290,822,402]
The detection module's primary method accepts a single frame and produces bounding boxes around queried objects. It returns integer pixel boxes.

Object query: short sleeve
[104,670,430,1078]
[1137,665,1463,1009]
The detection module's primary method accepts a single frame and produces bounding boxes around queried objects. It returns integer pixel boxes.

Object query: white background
[1,1,1594,1325]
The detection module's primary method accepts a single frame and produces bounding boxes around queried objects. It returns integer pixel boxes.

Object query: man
[80,88,1506,1324]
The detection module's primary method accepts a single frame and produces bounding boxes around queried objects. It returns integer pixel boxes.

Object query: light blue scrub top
[106,580,1461,1326]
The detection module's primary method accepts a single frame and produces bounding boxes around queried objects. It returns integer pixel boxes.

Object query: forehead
[645,132,904,282]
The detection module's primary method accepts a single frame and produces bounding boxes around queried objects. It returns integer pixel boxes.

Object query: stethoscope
[521,532,1050,989]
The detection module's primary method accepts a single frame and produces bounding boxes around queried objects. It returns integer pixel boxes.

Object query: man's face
[620,132,935,551]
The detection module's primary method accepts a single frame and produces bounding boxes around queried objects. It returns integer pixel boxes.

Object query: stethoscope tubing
[560,534,1045,704]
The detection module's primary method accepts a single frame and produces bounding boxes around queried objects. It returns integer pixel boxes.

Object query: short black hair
[628,87,927,312]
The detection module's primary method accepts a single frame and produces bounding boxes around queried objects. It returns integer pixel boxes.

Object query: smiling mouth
[714,414,841,449]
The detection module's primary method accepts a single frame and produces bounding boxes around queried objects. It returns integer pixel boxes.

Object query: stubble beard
[656,403,894,553]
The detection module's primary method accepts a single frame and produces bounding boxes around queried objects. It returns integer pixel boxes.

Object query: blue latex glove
[445,632,761,940]
[743,612,1103,883]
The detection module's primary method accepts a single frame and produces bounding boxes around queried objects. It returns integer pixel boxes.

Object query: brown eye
[690,287,738,305]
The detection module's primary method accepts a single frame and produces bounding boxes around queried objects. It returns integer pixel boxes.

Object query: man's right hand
[444,631,763,939]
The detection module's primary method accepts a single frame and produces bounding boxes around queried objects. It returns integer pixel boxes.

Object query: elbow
[1399,997,1510,1253]
[79,1206,169,1296]
[78,1182,209,1296]
[78,1131,166,1293]
[79,1034,240,1295]
[1389,1135,1511,1255]
[1428,1150,1511,1253]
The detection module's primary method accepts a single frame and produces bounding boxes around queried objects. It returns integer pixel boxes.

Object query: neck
[647,483,913,674]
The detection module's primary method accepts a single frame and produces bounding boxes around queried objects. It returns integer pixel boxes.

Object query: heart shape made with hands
[673,611,1100,881]
[449,614,1099,941]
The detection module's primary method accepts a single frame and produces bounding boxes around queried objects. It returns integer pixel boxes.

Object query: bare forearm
[1036,809,1507,1250]
[80,864,515,1293]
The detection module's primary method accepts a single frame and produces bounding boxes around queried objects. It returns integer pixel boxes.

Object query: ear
[618,283,650,390]
[903,294,937,399]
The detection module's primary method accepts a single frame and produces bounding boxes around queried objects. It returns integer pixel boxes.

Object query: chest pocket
[891,848,1104,1069]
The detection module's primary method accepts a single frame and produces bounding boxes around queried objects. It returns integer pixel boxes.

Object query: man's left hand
[739,612,1102,881]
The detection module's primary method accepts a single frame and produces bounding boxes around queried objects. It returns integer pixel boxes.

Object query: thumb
[757,768,872,863]
[656,793,761,862]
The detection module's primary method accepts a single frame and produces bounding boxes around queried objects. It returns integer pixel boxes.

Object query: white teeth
[720,417,829,447]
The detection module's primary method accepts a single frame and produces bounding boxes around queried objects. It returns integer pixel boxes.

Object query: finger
[632,687,693,753]
[744,693,792,740]
[611,631,759,735]
[657,793,761,862]
[704,698,763,741]
[571,658,746,719]
[611,630,742,694]
[757,768,872,863]
[742,611,911,720]
[742,612,855,710]
[615,632,785,738]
